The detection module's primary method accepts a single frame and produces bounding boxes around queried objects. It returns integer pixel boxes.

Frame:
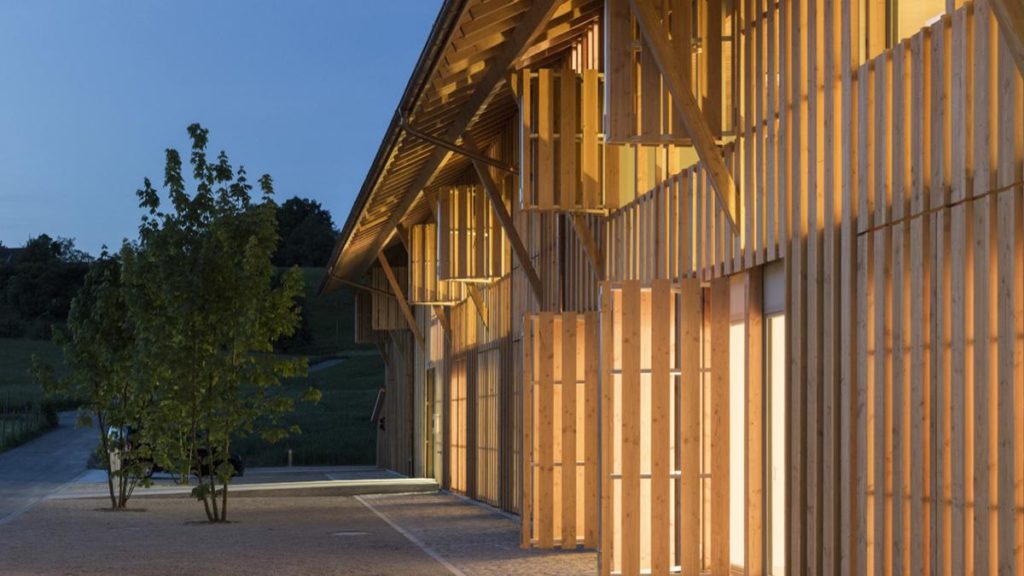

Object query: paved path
[361,492,597,575]
[0,411,95,525]
[0,492,598,575]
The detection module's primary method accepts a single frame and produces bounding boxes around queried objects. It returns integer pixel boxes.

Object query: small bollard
[287,448,293,467]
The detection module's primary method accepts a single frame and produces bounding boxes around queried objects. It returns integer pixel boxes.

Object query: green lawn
[0,337,65,408]
[284,267,373,356]
[0,338,65,450]
[233,354,382,466]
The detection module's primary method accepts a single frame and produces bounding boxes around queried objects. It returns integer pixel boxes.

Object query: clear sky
[0,0,443,256]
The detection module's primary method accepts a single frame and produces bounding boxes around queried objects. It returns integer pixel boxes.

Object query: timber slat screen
[409,223,465,305]
[437,185,508,282]
[522,311,600,550]
[518,63,610,213]
[605,0,732,143]
[328,0,1024,573]
[370,266,409,331]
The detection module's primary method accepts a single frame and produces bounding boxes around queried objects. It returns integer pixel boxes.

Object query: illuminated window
[764,262,786,576]
[896,0,945,41]
[729,276,747,571]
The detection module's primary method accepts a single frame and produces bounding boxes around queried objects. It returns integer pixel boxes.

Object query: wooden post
[990,0,1024,75]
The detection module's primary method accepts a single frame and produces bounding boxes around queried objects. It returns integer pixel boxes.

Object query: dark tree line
[0,235,92,338]
[1,197,337,340]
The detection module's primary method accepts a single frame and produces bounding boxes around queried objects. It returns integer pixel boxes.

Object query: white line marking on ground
[354,494,465,576]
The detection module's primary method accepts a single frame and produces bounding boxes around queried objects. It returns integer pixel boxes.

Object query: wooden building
[322,0,1024,573]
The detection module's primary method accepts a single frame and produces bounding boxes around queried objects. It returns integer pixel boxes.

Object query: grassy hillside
[233,354,381,466]
[0,338,65,450]
[283,267,373,356]
[237,268,382,466]
[0,338,65,407]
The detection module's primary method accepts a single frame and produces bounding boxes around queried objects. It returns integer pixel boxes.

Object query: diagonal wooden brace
[571,214,605,282]
[463,134,545,306]
[377,252,425,352]
[628,0,739,232]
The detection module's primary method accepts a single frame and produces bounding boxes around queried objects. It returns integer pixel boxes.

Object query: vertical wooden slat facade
[326,0,1024,573]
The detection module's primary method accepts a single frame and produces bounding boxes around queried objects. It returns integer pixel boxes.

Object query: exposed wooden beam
[990,0,1024,76]
[463,133,546,305]
[466,284,490,329]
[432,305,453,344]
[627,0,739,231]
[376,252,425,351]
[338,278,393,298]
[570,214,605,281]
[353,0,561,279]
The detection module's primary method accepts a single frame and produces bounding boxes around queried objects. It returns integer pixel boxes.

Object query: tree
[125,124,315,522]
[35,253,155,510]
[0,235,91,338]
[272,197,337,267]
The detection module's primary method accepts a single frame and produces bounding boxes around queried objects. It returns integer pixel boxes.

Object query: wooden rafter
[463,133,546,305]
[990,0,1024,76]
[627,0,739,231]
[377,252,425,351]
[353,0,561,279]
[570,214,605,281]
[466,284,490,329]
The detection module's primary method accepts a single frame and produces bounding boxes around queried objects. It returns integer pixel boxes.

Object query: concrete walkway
[0,411,94,525]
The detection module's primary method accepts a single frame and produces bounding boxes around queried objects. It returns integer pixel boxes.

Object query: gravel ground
[0,495,450,576]
[0,492,598,576]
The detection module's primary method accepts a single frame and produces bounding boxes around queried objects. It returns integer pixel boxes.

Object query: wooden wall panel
[437,185,508,282]
[409,223,465,305]
[518,64,610,213]
[522,311,599,550]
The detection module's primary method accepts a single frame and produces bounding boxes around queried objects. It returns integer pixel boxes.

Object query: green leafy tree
[125,124,315,522]
[35,253,155,510]
[272,197,337,267]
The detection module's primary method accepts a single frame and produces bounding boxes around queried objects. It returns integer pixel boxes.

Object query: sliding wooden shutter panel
[522,311,600,550]
[517,62,611,213]
[409,223,465,305]
[370,265,408,331]
[436,185,506,282]
[604,0,730,144]
[598,279,704,576]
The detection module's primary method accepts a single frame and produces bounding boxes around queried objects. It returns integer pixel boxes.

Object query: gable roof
[321,0,601,293]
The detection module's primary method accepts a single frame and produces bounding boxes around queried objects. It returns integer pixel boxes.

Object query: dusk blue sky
[0,1,442,256]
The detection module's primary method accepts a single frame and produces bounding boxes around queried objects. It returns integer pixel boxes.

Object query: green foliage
[272,197,338,268]
[0,235,92,339]
[35,254,155,509]
[123,124,312,522]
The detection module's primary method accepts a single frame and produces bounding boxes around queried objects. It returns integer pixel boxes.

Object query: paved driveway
[0,411,95,525]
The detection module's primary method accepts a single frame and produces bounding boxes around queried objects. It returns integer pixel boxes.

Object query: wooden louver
[409,223,465,305]
[518,63,610,213]
[522,311,600,550]
[604,0,730,144]
[369,265,408,331]
[436,185,506,282]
